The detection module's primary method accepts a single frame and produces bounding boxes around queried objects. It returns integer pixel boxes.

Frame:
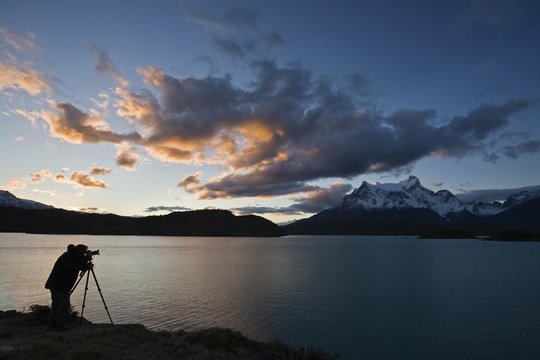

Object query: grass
[0,305,340,359]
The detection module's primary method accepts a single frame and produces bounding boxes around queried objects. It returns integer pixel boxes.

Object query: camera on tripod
[70,247,114,328]
[85,249,100,261]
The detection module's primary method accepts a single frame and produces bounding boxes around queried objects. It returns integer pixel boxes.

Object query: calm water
[1,233,539,359]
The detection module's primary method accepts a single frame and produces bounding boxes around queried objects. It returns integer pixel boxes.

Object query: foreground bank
[0,306,338,359]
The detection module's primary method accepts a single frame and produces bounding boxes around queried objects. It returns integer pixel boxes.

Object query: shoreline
[0,306,339,359]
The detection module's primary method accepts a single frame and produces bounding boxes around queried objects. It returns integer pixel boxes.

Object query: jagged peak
[341,175,465,218]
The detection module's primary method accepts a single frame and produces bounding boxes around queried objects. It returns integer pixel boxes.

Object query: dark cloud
[447,99,530,141]
[90,45,127,86]
[230,183,353,215]
[79,207,100,213]
[115,61,534,198]
[230,206,304,216]
[183,4,284,60]
[456,184,540,203]
[289,183,353,213]
[143,205,192,213]
[503,140,540,159]
[212,33,285,60]
[482,152,499,163]
[212,37,247,59]
[260,31,286,47]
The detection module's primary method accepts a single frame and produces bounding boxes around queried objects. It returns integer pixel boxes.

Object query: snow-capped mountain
[465,190,540,216]
[339,176,466,218]
[0,190,53,210]
[465,201,503,216]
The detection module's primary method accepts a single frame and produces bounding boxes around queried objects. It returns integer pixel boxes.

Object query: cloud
[182,4,284,60]
[289,183,353,213]
[15,136,24,142]
[54,170,108,188]
[456,184,540,203]
[68,171,108,188]
[12,109,42,126]
[40,101,141,144]
[29,169,52,184]
[230,206,304,216]
[0,63,52,96]
[502,140,540,159]
[78,207,100,213]
[230,183,352,215]
[183,5,258,31]
[0,26,37,51]
[0,177,27,191]
[433,181,445,187]
[89,167,112,176]
[212,33,286,60]
[178,172,202,189]
[112,62,534,199]
[212,37,247,59]
[116,143,140,170]
[143,205,192,213]
[90,45,129,86]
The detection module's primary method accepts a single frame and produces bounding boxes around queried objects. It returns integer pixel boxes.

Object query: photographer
[45,244,92,331]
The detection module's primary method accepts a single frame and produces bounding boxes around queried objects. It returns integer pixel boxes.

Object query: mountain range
[2,177,539,237]
[284,176,540,235]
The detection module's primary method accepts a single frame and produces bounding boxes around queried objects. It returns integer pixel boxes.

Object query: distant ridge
[0,190,53,210]
[0,191,284,237]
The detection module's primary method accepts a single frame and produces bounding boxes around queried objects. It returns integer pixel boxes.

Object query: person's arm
[60,252,90,272]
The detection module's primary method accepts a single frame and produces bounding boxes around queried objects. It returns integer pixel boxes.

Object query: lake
[1,233,539,359]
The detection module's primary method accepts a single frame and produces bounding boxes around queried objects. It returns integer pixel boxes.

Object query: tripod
[70,263,115,328]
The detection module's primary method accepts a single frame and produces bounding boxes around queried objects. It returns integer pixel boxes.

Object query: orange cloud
[54,170,108,189]
[40,101,141,144]
[0,63,52,96]
[12,109,42,126]
[29,169,52,184]
[69,171,107,188]
[0,177,27,191]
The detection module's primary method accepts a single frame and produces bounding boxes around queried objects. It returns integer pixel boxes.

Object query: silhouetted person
[45,244,91,331]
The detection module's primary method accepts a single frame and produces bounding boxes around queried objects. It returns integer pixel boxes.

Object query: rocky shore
[0,306,338,359]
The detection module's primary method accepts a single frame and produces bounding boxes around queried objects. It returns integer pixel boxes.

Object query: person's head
[74,244,88,257]
[67,244,75,252]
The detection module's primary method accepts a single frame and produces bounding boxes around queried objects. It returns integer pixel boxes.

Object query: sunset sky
[1,0,540,223]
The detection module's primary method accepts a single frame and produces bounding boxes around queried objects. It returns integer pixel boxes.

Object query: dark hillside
[0,207,285,237]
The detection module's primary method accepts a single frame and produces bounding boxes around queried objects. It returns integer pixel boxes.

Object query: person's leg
[48,290,64,328]
[59,291,71,327]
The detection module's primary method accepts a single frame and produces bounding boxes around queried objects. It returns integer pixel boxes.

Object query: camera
[85,249,100,260]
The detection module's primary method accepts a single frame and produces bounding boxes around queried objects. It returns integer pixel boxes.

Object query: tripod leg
[70,270,86,296]
[90,268,115,328]
[79,270,91,326]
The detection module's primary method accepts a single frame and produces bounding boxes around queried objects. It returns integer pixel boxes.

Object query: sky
[1,0,540,223]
